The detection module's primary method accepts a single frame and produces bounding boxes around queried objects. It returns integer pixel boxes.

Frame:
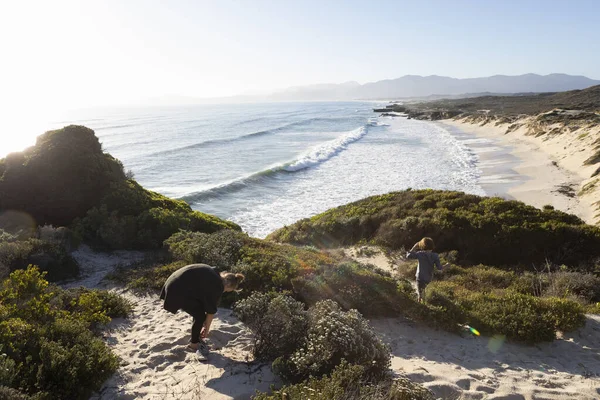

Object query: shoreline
[440,119,596,224]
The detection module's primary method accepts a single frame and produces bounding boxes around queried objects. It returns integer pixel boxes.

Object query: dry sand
[440,119,600,225]
[70,246,276,400]
[73,243,600,400]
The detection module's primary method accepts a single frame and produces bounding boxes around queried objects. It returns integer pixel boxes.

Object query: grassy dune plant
[268,190,600,269]
[164,230,341,293]
[74,180,240,249]
[291,261,405,316]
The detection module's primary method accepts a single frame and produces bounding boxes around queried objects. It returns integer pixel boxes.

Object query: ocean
[45,102,485,237]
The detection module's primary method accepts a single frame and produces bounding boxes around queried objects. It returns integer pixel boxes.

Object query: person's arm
[201,313,215,338]
[406,242,420,259]
[434,254,443,271]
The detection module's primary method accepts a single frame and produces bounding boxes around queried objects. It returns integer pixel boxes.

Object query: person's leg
[417,280,427,302]
[190,313,207,344]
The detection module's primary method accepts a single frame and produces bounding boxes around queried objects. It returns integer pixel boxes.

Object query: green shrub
[291,262,404,317]
[107,260,187,293]
[425,282,586,343]
[56,287,132,326]
[74,180,240,249]
[234,293,308,360]
[540,297,586,332]
[0,266,123,399]
[0,238,78,281]
[164,232,341,293]
[165,229,247,267]
[274,300,390,382]
[0,386,32,400]
[253,361,434,400]
[268,190,600,269]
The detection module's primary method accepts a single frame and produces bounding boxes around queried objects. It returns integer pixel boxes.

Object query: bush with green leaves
[291,262,406,317]
[165,229,247,268]
[236,294,390,383]
[0,124,239,250]
[163,230,341,293]
[268,190,600,269]
[234,292,308,360]
[513,270,600,303]
[0,386,32,400]
[0,238,78,281]
[0,266,128,399]
[253,361,434,400]
[273,299,391,383]
[108,260,188,292]
[74,180,240,250]
[425,281,585,343]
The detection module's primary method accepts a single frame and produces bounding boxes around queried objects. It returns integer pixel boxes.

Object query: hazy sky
[1,0,599,114]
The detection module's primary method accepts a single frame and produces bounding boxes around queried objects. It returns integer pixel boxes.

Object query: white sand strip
[440,120,597,224]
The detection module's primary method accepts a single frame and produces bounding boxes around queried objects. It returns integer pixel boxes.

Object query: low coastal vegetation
[252,361,434,400]
[0,267,131,400]
[395,85,600,118]
[2,125,599,398]
[268,189,600,270]
[0,125,239,254]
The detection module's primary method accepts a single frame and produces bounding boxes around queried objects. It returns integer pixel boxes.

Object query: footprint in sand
[149,342,173,352]
[218,325,242,334]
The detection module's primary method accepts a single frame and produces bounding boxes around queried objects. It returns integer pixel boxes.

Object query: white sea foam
[284,126,368,172]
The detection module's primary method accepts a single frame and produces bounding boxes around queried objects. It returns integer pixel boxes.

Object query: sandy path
[372,316,600,400]
[91,293,276,400]
[68,246,276,400]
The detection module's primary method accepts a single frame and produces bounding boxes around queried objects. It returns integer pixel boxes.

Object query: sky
[0,0,599,153]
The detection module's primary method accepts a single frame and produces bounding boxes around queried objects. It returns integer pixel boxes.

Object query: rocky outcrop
[373,104,407,113]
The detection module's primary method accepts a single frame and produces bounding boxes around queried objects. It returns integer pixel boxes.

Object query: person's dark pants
[417,280,430,300]
[190,314,207,344]
[182,306,206,344]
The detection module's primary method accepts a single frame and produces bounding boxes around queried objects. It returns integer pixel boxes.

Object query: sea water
[40,101,484,237]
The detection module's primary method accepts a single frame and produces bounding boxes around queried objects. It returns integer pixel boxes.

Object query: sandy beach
[440,119,600,225]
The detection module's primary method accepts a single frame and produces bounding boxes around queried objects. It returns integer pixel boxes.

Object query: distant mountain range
[147,74,600,105]
[268,74,600,101]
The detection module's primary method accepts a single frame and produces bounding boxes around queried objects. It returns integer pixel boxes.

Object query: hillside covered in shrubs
[0,125,239,253]
[268,189,600,269]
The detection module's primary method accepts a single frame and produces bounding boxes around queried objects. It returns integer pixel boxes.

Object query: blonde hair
[417,237,435,251]
[220,272,245,289]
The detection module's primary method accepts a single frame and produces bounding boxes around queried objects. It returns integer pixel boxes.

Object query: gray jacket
[406,251,442,282]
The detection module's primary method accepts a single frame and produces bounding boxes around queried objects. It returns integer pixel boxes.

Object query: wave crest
[180,125,370,203]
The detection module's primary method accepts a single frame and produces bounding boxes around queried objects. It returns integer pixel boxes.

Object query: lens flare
[465,325,480,336]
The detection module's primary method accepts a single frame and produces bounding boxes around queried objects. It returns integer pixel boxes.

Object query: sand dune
[91,293,276,400]
[72,236,600,400]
